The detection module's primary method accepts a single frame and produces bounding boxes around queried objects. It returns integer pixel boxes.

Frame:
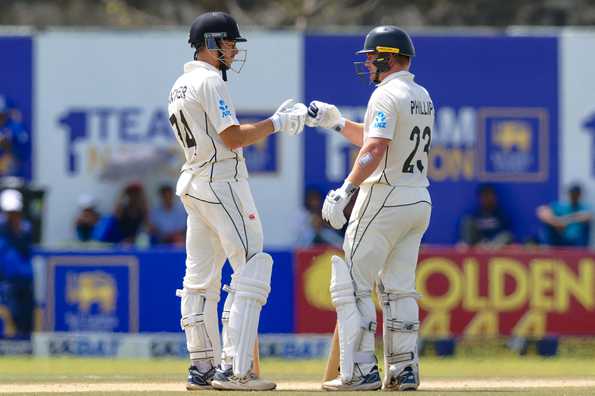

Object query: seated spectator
[93,182,148,245]
[74,194,100,242]
[0,96,29,178]
[148,184,186,245]
[295,186,343,248]
[296,212,344,248]
[459,184,513,248]
[0,189,33,337]
[536,184,592,247]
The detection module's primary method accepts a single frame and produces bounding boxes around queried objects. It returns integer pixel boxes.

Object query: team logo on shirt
[218,99,232,118]
[373,111,387,129]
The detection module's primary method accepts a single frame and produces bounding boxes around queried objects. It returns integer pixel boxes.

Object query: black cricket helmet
[357,25,415,57]
[188,12,247,78]
[354,25,415,83]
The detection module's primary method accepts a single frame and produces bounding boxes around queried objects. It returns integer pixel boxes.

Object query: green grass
[0,356,594,395]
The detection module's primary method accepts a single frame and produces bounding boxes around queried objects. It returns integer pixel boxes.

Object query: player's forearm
[223,121,275,150]
[342,120,364,146]
[346,142,385,186]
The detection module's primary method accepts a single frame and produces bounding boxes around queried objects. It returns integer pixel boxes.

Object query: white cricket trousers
[179,178,264,292]
[344,183,431,294]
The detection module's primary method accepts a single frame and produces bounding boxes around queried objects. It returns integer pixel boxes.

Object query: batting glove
[322,180,358,230]
[306,100,346,132]
[270,99,307,136]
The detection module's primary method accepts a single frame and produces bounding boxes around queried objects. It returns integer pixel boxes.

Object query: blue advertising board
[0,36,33,180]
[45,255,139,332]
[304,34,559,244]
[40,248,294,333]
[238,113,278,174]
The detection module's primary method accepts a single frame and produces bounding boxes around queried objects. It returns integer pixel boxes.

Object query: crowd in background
[457,183,592,249]
[0,96,29,180]
[74,182,186,247]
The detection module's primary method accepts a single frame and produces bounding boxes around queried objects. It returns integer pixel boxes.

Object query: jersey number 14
[169,110,197,148]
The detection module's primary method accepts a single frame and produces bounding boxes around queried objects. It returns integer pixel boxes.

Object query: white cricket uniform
[168,61,263,292]
[340,70,434,381]
[345,70,433,292]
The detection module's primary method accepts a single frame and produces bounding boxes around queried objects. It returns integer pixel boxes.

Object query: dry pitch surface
[1,357,594,395]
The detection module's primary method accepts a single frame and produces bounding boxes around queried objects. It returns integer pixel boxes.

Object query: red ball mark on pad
[248,213,256,220]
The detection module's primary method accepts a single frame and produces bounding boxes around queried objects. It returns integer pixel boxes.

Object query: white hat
[0,189,23,212]
[78,194,97,209]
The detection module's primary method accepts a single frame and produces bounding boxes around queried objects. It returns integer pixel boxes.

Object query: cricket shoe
[383,364,419,391]
[211,367,276,391]
[186,365,216,390]
[321,365,382,391]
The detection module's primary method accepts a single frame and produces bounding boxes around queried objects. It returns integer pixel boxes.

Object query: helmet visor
[353,60,372,80]
[227,46,247,74]
[207,38,248,74]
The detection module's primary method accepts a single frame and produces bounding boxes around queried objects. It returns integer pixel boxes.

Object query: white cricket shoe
[383,364,419,391]
[322,365,382,391]
[211,367,276,391]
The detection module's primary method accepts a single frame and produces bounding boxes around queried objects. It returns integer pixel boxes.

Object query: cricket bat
[322,323,340,382]
[253,338,261,377]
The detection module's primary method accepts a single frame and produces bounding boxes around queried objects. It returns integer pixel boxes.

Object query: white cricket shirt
[362,71,434,188]
[168,61,247,182]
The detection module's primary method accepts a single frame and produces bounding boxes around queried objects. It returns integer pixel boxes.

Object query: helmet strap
[216,47,229,81]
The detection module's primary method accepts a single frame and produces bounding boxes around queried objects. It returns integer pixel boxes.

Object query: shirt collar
[378,70,414,86]
[184,60,219,74]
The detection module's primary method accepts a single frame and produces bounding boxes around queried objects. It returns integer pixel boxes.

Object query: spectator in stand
[536,183,592,247]
[0,189,34,337]
[74,194,101,242]
[459,184,513,248]
[295,187,343,248]
[0,96,29,178]
[93,182,149,245]
[148,184,186,245]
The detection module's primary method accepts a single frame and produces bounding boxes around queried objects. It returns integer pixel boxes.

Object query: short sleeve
[366,89,397,140]
[200,75,240,134]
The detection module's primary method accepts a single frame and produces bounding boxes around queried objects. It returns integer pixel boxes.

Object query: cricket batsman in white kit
[167,12,306,391]
[307,26,433,391]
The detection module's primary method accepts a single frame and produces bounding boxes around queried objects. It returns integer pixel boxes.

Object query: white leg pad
[355,291,377,376]
[330,256,376,383]
[228,252,273,377]
[177,287,221,367]
[378,285,420,383]
[220,284,235,368]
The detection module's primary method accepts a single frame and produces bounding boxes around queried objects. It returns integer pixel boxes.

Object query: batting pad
[378,288,420,383]
[228,253,273,377]
[330,256,375,382]
[177,288,221,367]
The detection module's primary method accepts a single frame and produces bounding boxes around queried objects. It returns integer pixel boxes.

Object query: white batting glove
[270,99,307,136]
[322,180,358,230]
[306,100,346,132]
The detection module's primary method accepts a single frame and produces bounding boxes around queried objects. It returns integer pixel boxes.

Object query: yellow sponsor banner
[295,247,595,336]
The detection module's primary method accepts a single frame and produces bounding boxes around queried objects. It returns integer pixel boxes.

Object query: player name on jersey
[168,86,187,104]
[411,100,433,116]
